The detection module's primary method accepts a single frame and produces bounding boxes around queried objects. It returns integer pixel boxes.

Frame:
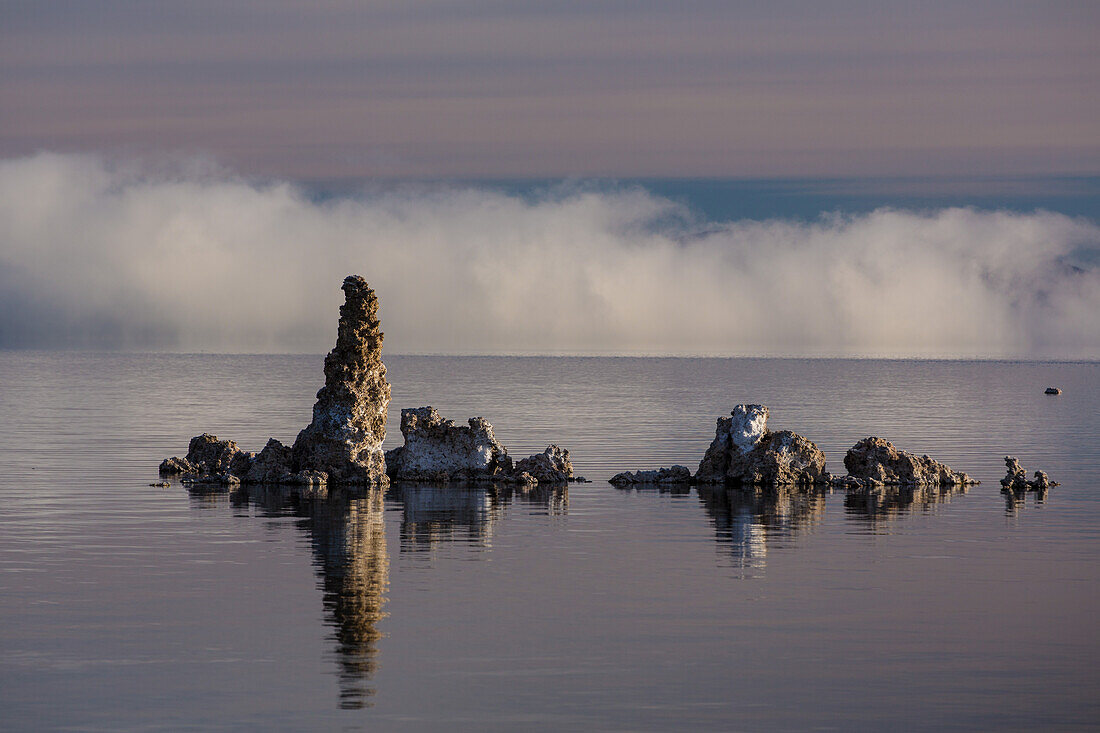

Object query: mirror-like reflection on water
[188,481,568,709]
[391,483,567,553]
[697,484,828,576]
[1,354,1097,730]
[843,484,970,526]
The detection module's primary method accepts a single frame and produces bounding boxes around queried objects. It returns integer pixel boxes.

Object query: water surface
[1,354,1097,730]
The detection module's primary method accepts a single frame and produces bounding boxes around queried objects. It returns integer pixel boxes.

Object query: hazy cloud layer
[1,152,1098,358]
[1,1,1097,177]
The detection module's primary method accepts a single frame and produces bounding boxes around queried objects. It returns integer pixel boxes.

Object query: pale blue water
[0,354,1098,730]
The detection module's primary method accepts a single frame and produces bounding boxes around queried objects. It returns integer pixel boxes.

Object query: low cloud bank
[1,152,1097,358]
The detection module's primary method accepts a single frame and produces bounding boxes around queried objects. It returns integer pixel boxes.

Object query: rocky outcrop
[291,275,391,485]
[842,437,976,486]
[694,405,827,487]
[385,407,513,482]
[1000,456,1056,492]
[1045,387,1062,395]
[609,465,692,486]
[514,445,573,484]
[159,275,391,488]
[158,433,254,485]
[385,407,574,485]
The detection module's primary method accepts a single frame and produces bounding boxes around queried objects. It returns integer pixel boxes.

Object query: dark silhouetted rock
[843,437,976,486]
[609,465,692,486]
[1045,387,1062,395]
[291,276,391,485]
[694,405,827,486]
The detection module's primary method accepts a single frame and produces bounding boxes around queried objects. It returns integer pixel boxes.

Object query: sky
[1,0,1098,180]
[1,3,1098,356]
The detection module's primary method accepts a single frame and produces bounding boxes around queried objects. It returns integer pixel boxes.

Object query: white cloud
[1,152,1097,358]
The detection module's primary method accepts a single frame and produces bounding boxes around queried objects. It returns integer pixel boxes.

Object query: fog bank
[1,152,1097,358]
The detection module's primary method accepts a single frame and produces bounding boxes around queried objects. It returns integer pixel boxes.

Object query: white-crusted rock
[385,407,513,482]
[695,405,827,486]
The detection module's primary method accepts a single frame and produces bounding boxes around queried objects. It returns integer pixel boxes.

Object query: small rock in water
[609,465,693,486]
[514,445,573,484]
[1045,387,1062,395]
[1000,456,1057,492]
[842,437,977,486]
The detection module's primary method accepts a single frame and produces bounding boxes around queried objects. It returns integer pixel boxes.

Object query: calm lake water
[1,353,1098,731]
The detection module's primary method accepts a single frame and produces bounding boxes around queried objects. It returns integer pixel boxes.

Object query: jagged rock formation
[842,437,977,487]
[694,405,827,486]
[514,445,573,484]
[158,433,253,485]
[609,466,692,486]
[1045,387,1062,395]
[159,276,390,487]
[384,407,514,482]
[1000,456,1056,492]
[291,275,390,485]
[384,406,574,485]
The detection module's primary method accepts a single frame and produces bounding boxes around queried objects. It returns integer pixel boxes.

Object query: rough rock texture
[843,437,977,486]
[385,407,574,485]
[159,434,253,480]
[385,407,514,482]
[245,439,295,484]
[291,276,391,485]
[159,275,391,488]
[1000,456,1056,492]
[1045,387,1062,395]
[514,445,573,483]
[609,465,692,486]
[694,405,827,486]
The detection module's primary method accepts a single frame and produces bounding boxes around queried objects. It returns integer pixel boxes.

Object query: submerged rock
[291,276,391,485]
[694,405,827,487]
[1000,456,1057,492]
[609,465,692,486]
[159,275,390,487]
[842,437,976,486]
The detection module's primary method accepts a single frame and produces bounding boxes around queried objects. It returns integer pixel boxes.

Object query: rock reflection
[696,485,827,576]
[843,484,968,523]
[1001,485,1048,515]
[387,482,567,552]
[236,485,388,710]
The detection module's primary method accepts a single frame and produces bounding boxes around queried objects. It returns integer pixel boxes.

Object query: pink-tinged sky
[1,0,1097,180]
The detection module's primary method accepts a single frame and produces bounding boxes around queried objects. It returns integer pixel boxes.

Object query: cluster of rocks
[160,275,577,490]
[161,276,390,488]
[611,404,979,490]
[383,406,576,486]
[1000,456,1056,493]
